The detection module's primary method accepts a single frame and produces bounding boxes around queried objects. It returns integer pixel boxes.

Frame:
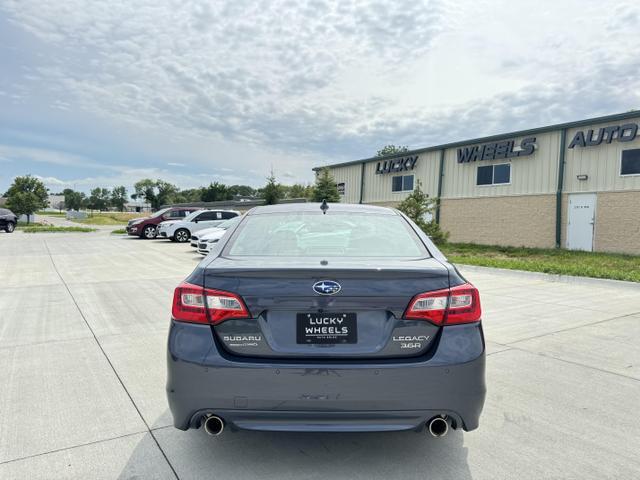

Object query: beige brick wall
[594,191,640,255]
[439,195,556,248]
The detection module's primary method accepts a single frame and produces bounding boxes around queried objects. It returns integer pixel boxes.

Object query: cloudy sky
[1,0,639,194]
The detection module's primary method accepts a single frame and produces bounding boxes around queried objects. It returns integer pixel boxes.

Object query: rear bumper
[166,321,486,433]
[188,409,467,432]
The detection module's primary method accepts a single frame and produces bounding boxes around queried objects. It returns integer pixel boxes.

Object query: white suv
[157,209,239,242]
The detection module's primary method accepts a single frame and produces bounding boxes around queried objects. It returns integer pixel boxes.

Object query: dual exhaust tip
[202,414,448,437]
[427,416,449,438]
[203,415,225,436]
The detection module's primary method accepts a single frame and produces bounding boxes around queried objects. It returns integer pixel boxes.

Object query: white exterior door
[566,193,596,252]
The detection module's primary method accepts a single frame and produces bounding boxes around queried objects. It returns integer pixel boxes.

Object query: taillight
[172,282,249,324]
[404,283,481,325]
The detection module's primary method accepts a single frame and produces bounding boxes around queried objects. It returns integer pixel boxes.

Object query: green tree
[227,185,256,197]
[376,145,409,157]
[178,188,204,203]
[286,183,312,199]
[396,180,448,245]
[63,188,86,211]
[155,180,179,208]
[88,187,110,211]
[110,186,128,211]
[260,169,282,205]
[132,179,179,210]
[5,175,49,223]
[201,182,231,202]
[311,168,340,202]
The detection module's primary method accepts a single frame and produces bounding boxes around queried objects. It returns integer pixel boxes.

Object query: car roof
[246,203,397,215]
[190,208,239,213]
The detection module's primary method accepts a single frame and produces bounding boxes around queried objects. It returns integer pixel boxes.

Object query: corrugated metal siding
[361,151,440,203]
[326,116,640,204]
[329,163,362,203]
[441,131,560,198]
[564,117,640,193]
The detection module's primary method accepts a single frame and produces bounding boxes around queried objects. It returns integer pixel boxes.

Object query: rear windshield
[226,212,427,257]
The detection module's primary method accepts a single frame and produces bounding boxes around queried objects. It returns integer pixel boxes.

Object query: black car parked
[0,208,17,233]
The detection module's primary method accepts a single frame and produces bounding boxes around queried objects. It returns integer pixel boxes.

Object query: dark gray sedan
[167,203,485,437]
[0,208,17,233]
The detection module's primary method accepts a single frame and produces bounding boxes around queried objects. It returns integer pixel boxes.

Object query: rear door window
[196,211,219,221]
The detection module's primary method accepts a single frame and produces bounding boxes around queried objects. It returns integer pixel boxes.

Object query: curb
[456,264,640,290]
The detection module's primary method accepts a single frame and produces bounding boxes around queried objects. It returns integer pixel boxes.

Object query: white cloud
[1,0,639,178]
[30,167,254,193]
[0,144,99,168]
[34,175,66,186]
[0,0,454,153]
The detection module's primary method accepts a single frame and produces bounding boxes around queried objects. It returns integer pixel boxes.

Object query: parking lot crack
[502,345,640,383]
[42,239,180,480]
[0,431,147,466]
[505,311,640,345]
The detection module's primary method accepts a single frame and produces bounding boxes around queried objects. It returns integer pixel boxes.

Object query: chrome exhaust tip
[427,416,449,438]
[203,415,225,436]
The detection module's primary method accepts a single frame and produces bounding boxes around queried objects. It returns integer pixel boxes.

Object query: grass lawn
[111,228,127,234]
[18,223,96,233]
[72,212,141,225]
[440,243,640,283]
[35,211,67,217]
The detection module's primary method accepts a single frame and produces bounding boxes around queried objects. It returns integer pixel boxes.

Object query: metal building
[314,111,640,254]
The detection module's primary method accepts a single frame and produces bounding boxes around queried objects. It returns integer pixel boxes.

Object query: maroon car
[126,207,200,239]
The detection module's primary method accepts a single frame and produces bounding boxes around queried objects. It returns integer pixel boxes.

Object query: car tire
[5,222,15,233]
[142,225,157,239]
[174,228,190,243]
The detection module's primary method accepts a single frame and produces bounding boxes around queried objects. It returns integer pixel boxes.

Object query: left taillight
[171,282,249,325]
[404,283,481,325]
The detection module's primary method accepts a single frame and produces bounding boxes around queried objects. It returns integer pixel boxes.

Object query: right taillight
[172,282,249,325]
[404,283,481,325]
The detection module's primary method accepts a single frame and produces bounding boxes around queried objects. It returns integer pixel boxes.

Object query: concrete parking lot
[1,229,639,479]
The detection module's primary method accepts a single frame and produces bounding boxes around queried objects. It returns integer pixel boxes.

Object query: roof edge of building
[312,110,640,171]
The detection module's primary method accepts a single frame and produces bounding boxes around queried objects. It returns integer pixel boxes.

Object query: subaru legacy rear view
[167,203,485,437]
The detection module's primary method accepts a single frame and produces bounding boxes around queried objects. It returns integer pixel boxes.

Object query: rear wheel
[174,228,190,243]
[142,225,157,239]
[5,222,15,233]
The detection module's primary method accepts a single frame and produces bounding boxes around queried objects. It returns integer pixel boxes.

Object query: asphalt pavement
[1,228,639,479]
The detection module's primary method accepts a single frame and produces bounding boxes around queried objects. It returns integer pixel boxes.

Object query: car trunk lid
[204,256,448,358]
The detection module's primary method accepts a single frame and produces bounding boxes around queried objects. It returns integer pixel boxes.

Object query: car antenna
[320,199,329,214]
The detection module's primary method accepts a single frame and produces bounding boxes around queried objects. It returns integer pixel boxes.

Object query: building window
[336,182,346,195]
[477,163,511,186]
[621,149,640,175]
[392,175,414,192]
